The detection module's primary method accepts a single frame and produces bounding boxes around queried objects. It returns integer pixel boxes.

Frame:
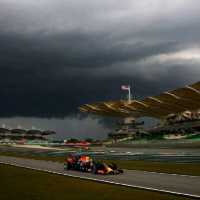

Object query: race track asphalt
[0,156,200,198]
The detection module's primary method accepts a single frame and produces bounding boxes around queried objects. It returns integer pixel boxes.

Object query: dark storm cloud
[0,32,180,117]
[0,0,200,119]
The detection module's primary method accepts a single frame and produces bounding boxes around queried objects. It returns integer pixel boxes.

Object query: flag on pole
[121,85,132,102]
[121,85,130,90]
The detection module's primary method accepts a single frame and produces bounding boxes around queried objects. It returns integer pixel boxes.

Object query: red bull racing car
[64,154,123,175]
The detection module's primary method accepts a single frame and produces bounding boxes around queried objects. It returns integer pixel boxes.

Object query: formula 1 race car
[64,154,93,172]
[64,154,123,175]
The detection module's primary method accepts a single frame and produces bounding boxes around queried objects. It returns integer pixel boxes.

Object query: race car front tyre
[108,171,114,175]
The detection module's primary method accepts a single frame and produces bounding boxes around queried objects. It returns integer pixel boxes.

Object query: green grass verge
[0,164,195,200]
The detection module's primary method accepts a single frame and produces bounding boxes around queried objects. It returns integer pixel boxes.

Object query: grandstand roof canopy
[11,129,27,134]
[0,128,10,133]
[79,81,200,119]
[26,130,42,135]
[0,128,56,135]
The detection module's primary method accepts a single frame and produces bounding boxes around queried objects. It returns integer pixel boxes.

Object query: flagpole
[128,85,131,103]
[121,85,132,103]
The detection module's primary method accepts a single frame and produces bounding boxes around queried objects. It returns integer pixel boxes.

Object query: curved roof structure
[42,130,56,135]
[26,130,42,135]
[0,128,10,133]
[79,81,200,119]
[11,129,27,134]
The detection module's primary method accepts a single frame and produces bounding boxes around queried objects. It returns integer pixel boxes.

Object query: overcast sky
[0,0,200,139]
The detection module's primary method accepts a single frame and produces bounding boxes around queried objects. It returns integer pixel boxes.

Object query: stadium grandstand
[0,126,56,144]
[79,81,200,140]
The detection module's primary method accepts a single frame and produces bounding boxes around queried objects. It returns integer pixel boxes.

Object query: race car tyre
[64,162,72,170]
[64,163,68,170]
[108,171,114,175]
[92,165,97,174]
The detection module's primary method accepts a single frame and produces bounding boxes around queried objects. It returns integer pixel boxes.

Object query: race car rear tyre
[64,162,71,170]
[64,163,68,170]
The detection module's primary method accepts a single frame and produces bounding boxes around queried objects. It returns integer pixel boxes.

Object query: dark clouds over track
[0,1,200,119]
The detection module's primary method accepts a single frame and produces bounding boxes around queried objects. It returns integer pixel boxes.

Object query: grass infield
[0,164,195,200]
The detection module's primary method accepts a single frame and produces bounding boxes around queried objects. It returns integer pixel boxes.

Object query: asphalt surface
[0,156,200,198]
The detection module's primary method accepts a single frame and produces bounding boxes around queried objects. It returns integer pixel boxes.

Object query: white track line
[0,161,200,199]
